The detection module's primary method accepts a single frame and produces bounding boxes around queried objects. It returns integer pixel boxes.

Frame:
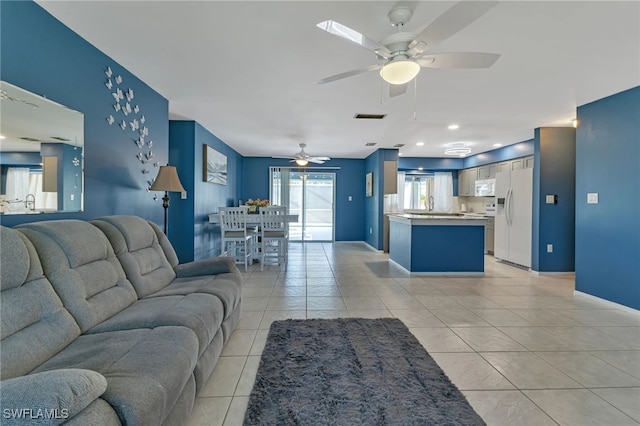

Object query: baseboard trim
[574,291,640,316]
[531,271,575,277]
[388,259,484,276]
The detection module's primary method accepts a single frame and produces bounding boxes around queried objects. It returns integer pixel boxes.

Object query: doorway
[270,167,335,241]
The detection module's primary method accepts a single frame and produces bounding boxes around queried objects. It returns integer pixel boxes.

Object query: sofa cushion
[0,226,81,379]
[149,275,241,320]
[0,369,107,425]
[86,293,225,357]
[34,326,198,426]
[16,220,138,333]
[91,216,177,297]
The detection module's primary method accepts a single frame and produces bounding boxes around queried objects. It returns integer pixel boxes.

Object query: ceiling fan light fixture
[295,159,309,167]
[380,60,420,85]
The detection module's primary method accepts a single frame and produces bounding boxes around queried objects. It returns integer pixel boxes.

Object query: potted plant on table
[246,198,270,213]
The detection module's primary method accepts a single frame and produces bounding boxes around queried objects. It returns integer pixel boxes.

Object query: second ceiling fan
[315,1,501,97]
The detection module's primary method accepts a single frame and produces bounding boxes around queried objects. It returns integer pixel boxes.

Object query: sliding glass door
[270,167,335,241]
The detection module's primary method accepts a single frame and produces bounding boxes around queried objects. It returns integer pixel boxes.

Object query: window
[404,175,434,210]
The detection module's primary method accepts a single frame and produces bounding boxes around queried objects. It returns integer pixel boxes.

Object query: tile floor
[187,242,640,426]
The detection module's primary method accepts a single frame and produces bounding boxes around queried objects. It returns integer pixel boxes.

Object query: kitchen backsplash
[456,196,494,213]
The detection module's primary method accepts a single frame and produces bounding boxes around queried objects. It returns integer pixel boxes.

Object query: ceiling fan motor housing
[388,6,413,27]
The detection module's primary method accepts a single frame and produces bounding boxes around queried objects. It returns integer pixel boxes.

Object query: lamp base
[162,192,170,234]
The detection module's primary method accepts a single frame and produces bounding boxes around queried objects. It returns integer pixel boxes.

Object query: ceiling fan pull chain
[413,78,418,120]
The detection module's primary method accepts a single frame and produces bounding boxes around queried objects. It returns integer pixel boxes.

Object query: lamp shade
[295,159,309,166]
[380,60,420,85]
[150,165,185,192]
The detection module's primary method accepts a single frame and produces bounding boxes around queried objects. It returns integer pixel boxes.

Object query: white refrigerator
[494,168,533,268]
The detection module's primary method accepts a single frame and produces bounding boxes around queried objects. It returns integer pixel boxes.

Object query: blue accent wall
[575,86,640,309]
[531,127,576,272]
[169,121,243,262]
[0,1,168,228]
[241,157,365,242]
[398,157,464,170]
[464,140,535,168]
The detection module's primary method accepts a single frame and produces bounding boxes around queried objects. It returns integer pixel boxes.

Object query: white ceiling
[36,1,639,159]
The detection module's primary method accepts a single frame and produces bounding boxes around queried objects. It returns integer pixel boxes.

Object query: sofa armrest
[0,369,107,425]
[174,256,237,278]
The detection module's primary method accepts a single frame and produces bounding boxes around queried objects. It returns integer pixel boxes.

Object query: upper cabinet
[478,164,497,179]
[461,156,534,197]
[498,156,534,174]
[383,161,398,194]
[458,167,478,196]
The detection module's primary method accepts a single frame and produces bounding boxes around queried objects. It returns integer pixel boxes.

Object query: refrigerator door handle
[506,188,512,226]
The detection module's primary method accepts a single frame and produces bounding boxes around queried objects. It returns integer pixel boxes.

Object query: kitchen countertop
[388,213,487,226]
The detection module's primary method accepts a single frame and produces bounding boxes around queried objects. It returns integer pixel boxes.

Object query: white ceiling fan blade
[408,1,498,55]
[313,156,331,161]
[272,155,296,159]
[308,158,326,164]
[417,52,500,69]
[316,20,391,57]
[315,64,382,84]
[389,83,408,98]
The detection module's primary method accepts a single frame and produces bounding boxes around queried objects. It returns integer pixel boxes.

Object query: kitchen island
[388,213,487,275]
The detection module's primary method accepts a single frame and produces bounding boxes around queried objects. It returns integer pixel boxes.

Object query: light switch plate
[587,193,598,204]
[181,191,187,200]
[546,195,555,204]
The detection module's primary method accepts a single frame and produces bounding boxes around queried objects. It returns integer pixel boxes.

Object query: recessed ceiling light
[416,142,424,146]
[448,124,459,130]
[493,143,502,147]
[418,167,424,170]
[398,153,403,156]
[0,135,5,139]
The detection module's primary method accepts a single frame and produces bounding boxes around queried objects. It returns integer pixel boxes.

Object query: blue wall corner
[169,120,243,262]
[532,127,576,272]
[575,86,640,309]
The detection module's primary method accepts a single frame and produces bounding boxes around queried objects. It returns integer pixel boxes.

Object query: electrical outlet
[369,228,373,234]
[181,191,187,200]
[70,194,74,201]
[587,193,598,204]
[547,244,553,253]
[348,195,352,202]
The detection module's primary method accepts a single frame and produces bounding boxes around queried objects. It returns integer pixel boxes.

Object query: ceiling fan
[272,143,331,166]
[315,1,501,97]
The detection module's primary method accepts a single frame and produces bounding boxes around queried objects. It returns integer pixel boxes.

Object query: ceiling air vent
[19,136,40,142]
[393,144,405,148]
[365,142,377,146]
[354,113,386,120]
[50,136,70,141]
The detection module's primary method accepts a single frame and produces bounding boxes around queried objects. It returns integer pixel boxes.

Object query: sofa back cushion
[0,226,81,378]
[91,216,178,298]
[17,220,137,333]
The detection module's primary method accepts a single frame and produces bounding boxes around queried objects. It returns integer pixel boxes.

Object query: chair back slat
[219,207,249,233]
[259,206,287,232]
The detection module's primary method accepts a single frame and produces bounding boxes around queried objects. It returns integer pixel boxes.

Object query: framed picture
[365,172,373,197]
[203,144,227,185]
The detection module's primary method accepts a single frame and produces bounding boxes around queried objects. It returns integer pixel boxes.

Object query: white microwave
[475,179,496,197]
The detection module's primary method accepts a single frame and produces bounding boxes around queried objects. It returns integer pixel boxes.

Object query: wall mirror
[0,81,84,214]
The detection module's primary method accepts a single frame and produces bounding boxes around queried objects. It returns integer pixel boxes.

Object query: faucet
[428,195,434,212]
[25,194,35,211]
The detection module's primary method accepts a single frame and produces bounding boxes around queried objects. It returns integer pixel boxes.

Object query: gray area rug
[244,318,485,425]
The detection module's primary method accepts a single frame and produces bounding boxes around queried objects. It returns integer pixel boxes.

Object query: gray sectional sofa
[0,215,243,425]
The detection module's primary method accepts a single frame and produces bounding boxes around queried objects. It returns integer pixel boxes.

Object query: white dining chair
[219,206,254,272]
[259,206,288,271]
